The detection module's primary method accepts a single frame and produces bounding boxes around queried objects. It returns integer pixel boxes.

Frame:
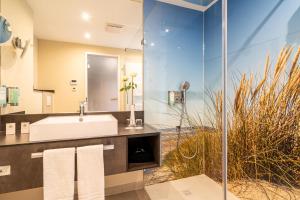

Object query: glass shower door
[143,0,226,199]
[226,1,300,199]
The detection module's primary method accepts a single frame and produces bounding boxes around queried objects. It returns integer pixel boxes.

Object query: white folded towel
[43,147,75,200]
[77,145,105,200]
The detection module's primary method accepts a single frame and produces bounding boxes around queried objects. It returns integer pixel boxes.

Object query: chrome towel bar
[31,144,114,159]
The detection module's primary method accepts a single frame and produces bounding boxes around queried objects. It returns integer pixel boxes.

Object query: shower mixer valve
[168,91,183,106]
[168,81,190,106]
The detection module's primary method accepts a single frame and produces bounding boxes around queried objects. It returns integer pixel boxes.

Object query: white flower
[130,72,137,77]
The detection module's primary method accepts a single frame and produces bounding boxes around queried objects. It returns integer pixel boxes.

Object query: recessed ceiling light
[84,32,91,39]
[165,28,170,33]
[81,12,91,21]
[150,42,155,47]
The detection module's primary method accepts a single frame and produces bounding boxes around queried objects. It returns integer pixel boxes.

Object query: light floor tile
[146,174,240,200]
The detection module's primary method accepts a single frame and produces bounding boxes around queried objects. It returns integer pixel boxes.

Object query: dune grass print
[164,46,300,199]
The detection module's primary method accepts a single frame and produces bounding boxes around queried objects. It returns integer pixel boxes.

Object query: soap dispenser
[0,86,7,107]
[7,87,20,106]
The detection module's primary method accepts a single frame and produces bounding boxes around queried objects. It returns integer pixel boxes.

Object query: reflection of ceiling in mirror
[26,0,143,50]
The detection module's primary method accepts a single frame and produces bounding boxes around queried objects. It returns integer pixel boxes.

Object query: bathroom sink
[29,115,118,142]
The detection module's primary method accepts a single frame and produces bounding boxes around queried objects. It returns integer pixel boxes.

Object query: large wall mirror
[0,0,143,114]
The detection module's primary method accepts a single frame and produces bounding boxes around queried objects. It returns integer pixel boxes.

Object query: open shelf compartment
[127,133,160,171]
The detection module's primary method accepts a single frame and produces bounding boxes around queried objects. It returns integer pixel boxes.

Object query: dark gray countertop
[0,124,159,147]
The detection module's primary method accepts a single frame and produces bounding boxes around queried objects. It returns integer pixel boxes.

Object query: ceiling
[26,0,143,50]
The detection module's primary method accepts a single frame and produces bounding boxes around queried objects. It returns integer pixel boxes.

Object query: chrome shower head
[180,81,190,91]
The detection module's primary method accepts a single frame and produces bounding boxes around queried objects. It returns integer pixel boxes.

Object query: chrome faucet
[79,101,87,121]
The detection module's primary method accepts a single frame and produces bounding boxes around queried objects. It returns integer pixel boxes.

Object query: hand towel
[77,145,105,200]
[43,147,75,200]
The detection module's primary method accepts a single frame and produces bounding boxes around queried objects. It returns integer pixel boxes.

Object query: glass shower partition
[226,1,300,199]
[144,0,300,199]
[144,0,226,199]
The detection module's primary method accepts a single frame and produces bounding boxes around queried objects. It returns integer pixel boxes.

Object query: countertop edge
[0,124,160,147]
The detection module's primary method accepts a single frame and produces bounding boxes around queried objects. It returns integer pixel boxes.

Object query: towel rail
[31,144,115,159]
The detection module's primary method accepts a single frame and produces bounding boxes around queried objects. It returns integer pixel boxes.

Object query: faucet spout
[79,101,87,121]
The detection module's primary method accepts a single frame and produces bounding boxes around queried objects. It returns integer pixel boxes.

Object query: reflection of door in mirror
[87,54,119,111]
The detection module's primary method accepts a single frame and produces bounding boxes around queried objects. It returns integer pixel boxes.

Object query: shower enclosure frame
[222,0,228,199]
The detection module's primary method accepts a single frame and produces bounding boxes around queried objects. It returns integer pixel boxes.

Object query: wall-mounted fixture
[7,87,20,106]
[70,80,78,92]
[105,23,124,33]
[0,86,20,107]
[141,38,145,46]
[0,15,12,44]
[12,37,30,58]
[70,80,78,86]
[0,86,7,107]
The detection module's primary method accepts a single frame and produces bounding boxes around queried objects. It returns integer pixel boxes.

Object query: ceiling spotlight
[84,32,91,39]
[150,42,155,47]
[81,12,91,21]
[165,28,170,33]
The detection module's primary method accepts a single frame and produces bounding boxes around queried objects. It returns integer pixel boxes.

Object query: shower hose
[176,90,198,160]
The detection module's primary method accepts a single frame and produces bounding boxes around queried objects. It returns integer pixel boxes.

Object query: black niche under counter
[0,124,161,194]
[127,134,160,171]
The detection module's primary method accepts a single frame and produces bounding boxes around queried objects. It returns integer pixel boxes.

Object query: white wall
[0,0,42,114]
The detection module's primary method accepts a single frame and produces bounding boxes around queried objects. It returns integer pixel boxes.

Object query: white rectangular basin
[29,114,118,142]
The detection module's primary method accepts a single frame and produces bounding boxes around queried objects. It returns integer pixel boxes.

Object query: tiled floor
[145,175,239,200]
[106,189,151,200]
